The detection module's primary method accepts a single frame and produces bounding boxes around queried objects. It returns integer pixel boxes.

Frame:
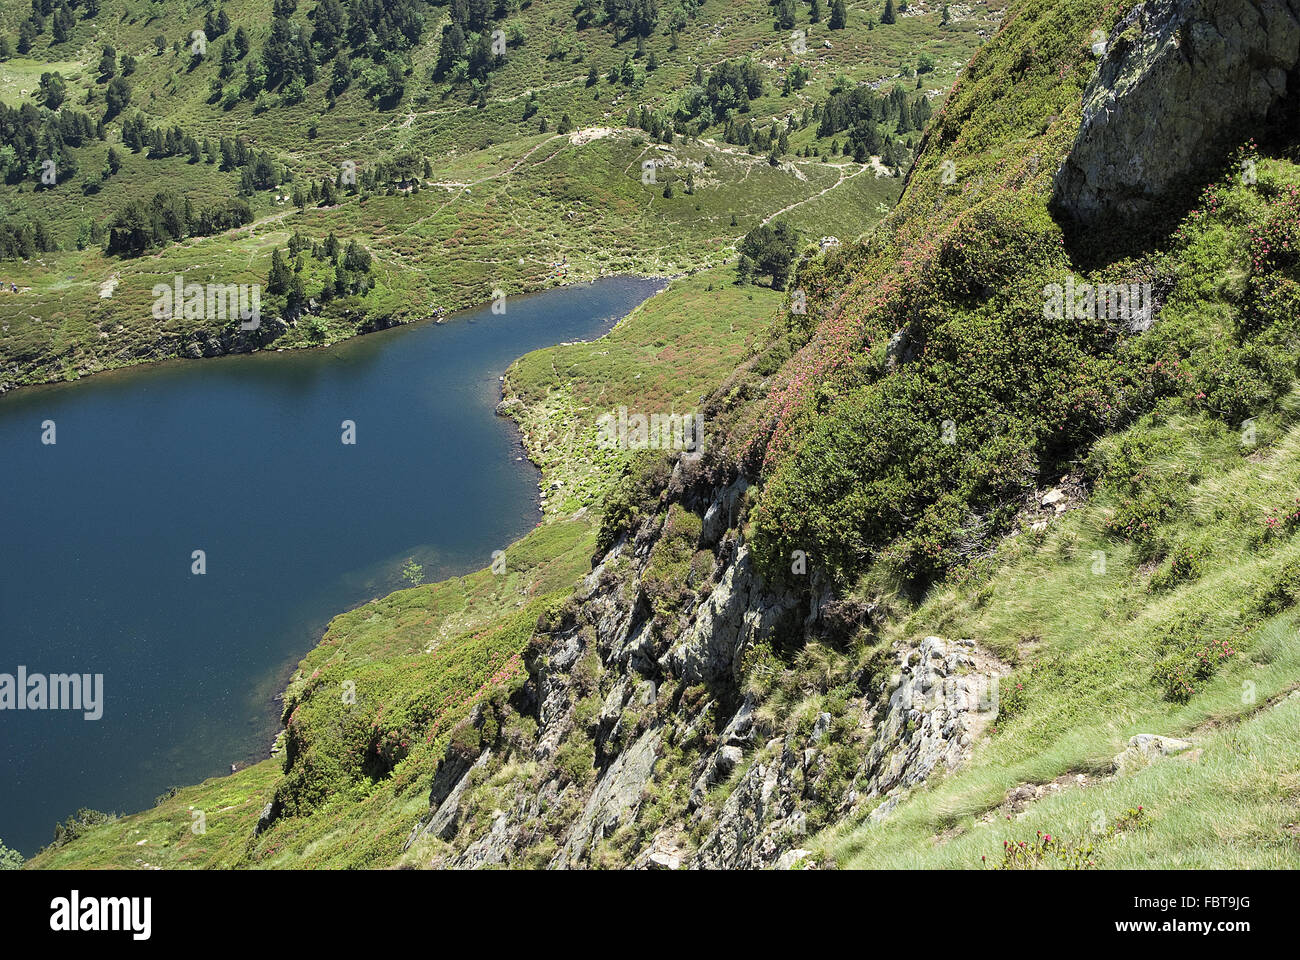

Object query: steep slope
[392,0,1300,869]
[26,0,1300,870]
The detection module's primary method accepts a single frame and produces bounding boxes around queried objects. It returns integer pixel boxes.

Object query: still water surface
[0,276,664,854]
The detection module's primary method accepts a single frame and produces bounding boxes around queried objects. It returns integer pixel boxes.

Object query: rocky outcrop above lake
[403,454,1008,870]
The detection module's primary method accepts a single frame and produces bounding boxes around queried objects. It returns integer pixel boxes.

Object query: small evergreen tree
[267,248,291,294]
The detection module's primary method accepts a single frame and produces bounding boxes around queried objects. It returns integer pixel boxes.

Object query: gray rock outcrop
[411,458,1009,870]
[1053,0,1300,231]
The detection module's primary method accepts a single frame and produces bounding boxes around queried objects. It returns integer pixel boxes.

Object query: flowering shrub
[1195,341,1294,425]
[991,830,1097,870]
[1104,484,1180,559]
[1260,497,1300,541]
[1151,614,1240,702]
[1148,543,1207,591]
[985,806,1146,869]
[990,659,1041,728]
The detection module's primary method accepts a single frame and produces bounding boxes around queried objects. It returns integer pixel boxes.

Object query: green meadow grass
[0,0,996,390]
[504,263,785,514]
[0,55,87,105]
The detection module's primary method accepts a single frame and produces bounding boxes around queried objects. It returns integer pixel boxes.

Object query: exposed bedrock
[1052,0,1300,237]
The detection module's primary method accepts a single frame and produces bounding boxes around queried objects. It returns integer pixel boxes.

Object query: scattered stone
[774,848,815,870]
[1113,733,1194,776]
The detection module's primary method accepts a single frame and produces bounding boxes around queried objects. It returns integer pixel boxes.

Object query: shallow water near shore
[0,275,665,855]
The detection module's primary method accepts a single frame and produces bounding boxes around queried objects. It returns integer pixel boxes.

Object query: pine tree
[830,0,848,29]
[343,239,371,273]
[267,248,291,294]
[881,0,896,25]
[18,20,37,55]
[98,45,117,81]
[104,76,131,118]
[775,0,796,31]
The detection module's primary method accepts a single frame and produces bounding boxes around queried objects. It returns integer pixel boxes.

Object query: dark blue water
[0,276,664,855]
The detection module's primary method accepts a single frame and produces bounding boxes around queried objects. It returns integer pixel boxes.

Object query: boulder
[1113,733,1194,775]
[1053,0,1300,235]
[773,848,815,870]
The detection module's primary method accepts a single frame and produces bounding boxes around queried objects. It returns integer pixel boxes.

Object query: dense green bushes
[752,147,1300,589]
[596,450,675,557]
[751,192,1110,582]
[105,190,253,255]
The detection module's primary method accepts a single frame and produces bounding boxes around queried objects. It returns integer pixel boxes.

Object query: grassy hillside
[820,388,1300,867]
[727,0,1300,867]
[0,0,1003,391]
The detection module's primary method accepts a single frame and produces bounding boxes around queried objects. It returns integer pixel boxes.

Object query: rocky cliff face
[407,0,1283,872]
[400,455,1007,869]
[1052,0,1300,233]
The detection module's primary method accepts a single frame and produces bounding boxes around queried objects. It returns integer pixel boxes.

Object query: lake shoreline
[239,274,674,767]
[222,273,677,776]
[0,276,668,855]
[0,269,679,400]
